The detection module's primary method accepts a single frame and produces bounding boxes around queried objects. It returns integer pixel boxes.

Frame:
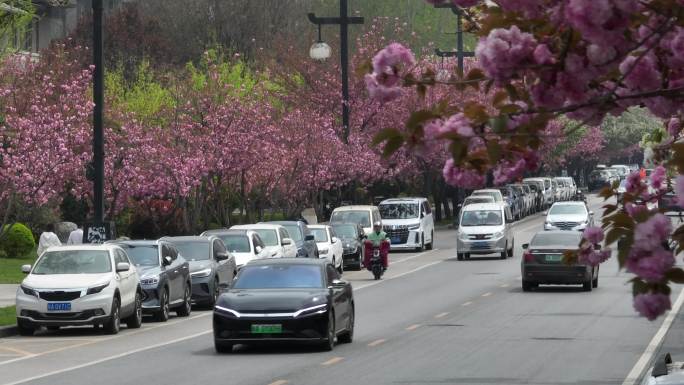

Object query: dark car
[261,221,318,258]
[213,258,354,353]
[521,231,600,292]
[331,223,365,270]
[499,186,523,220]
[162,236,237,307]
[588,169,612,191]
[109,240,192,321]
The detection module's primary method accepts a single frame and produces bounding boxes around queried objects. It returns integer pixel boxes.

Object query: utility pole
[433,3,474,71]
[92,0,104,224]
[307,0,364,143]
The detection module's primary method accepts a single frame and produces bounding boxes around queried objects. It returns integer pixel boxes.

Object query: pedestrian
[37,223,62,255]
[67,226,83,245]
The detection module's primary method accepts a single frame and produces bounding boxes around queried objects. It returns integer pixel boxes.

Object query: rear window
[122,245,159,266]
[310,228,328,242]
[234,264,324,289]
[530,232,581,247]
[330,210,371,228]
[461,210,502,226]
[549,204,587,216]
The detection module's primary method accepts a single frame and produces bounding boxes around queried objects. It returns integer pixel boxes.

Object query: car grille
[384,226,409,244]
[551,222,580,230]
[25,310,97,321]
[468,234,493,240]
[38,291,81,301]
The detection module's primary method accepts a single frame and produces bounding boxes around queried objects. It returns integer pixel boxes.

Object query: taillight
[523,251,535,263]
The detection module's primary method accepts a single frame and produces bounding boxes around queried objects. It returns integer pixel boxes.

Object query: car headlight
[492,231,504,238]
[140,276,159,285]
[86,282,110,295]
[293,304,327,318]
[214,305,241,318]
[408,224,420,230]
[191,268,212,278]
[20,284,37,297]
[458,232,469,241]
[319,248,329,255]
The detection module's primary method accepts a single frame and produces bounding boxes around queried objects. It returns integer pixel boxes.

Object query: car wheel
[416,235,425,252]
[426,231,434,250]
[125,291,143,329]
[336,257,343,275]
[457,253,464,261]
[176,284,192,317]
[464,253,470,260]
[320,310,335,351]
[592,267,599,288]
[154,289,170,322]
[214,340,234,353]
[500,243,507,259]
[17,320,34,336]
[507,241,514,258]
[103,297,121,335]
[338,304,354,344]
[208,277,220,306]
[583,280,593,292]
[522,281,536,292]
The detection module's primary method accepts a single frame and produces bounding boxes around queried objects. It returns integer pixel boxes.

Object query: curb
[0,324,17,338]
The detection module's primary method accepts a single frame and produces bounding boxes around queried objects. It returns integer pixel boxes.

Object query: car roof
[465,195,495,200]
[202,229,250,236]
[332,205,377,211]
[462,203,504,211]
[380,198,426,204]
[261,221,302,226]
[307,224,329,229]
[162,236,213,243]
[231,224,283,230]
[550,201,586,207]
[473,189,500,193]
[246,258,327,266]
[529,231,582,249]
[43,244,119,252]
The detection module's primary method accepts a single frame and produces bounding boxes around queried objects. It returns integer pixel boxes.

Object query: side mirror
[163,256,173,266]
[255,246,263,254]
[522,243,529,249]
[282,238,293,246]
[21,264,31,274]
[331,237,339,243]
[304,234,315,242]
[589,211,595,216]
[542,211,548,216]
[216,251,230,261]
[116,262,130,272]
[331,279,346,287]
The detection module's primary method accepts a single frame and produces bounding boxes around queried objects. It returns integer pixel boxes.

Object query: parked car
[553,177,570,201]
[110,240,192,321]
[523,178,545,212]
[471,189,504,204]
[16,245,143,335]
[213,259,354,353]
[332,223,366,270]
[498,186,523,220]
[604,168,622,184]
[516,184,536,215]
[456,203,515,260]
[163,235,237,306]
[230,224,297,258]
[330,205,382,236]
[521,231,600,291]
[611,164,631,178]
[308,224,344,273]
[588,170,613,191]
[544,201,594,231]
[550,179,563,202]
[261,221,319,258]
[557,177,578,197]
[200,229,270,268]
[378,197,435,251]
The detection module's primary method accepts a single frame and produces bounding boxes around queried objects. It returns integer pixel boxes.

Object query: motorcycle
[363,240,389,280]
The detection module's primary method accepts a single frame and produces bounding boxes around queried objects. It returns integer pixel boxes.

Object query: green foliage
[0,305,16,326]
[0,0,35,56]
[0,223,35,259]
[186,49,261,97]
[603,107,661,154]
[0,254,34,283]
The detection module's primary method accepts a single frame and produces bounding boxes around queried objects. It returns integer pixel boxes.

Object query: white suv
[16,245,143,335]
[379,197,435,251]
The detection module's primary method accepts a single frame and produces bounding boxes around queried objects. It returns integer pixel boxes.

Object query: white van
[456,203,514,260]
[330,205,381,236]
[379,197,435,251]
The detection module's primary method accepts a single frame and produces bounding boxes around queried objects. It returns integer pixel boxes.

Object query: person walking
[37,223,61,255]
[67,227,83,245]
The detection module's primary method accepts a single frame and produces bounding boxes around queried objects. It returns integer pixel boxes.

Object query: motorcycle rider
[364,221,389,270]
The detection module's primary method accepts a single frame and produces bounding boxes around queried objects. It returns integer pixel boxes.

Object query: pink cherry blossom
[633,293,671,321]
[650,165,667,191]
[625,247,675,283]
[443,159,485,189]
[475,26,537,82]
[583,226,604,244]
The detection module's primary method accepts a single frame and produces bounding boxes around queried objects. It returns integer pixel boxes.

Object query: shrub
[0,223,36,258]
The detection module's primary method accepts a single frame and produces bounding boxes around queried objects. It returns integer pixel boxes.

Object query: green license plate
[545,254,563,262]
[251,324,282,334]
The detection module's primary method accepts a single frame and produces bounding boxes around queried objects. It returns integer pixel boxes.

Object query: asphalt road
[0,195,680,385]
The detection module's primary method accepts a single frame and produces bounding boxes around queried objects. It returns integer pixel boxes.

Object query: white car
[544,202,594,231]
[16,245,143,336]
[308,224,344,273]
[229,224,297,258]
[456,203,515,260]
[201,229,271,268]
[379,197,435,251]
[330,205,382,236]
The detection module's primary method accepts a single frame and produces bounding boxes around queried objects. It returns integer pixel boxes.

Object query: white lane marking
[392,251,431,264]
[482,292,492,297]
[268,381,288,385]
[406,324,421,331]
[621,287,684,385]
[434,312,449,319]
[1,330,212,385]
[0,346,33,357]
[0,312,212,367]
[368,339,386,347]
[321,357,344,366]
[500,284,510,288]
[353,260,443,291]
[462,301,473,306]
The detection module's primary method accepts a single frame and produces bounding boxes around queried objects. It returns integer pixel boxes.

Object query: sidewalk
[0,284,17,307]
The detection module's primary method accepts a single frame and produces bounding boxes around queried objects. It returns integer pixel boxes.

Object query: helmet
[373,221,382,229]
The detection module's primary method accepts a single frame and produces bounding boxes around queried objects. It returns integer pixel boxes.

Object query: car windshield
[214,236,250,254]
[173,242,210,260]
[464,197,493,205]
[549,205,587,216]
[310,228,328,242]
[33,250,112,274]
[461,210,502,226]
[330,210,371,228]
[473,191,500,202]
[379,203,419,219]
[282,225,302,242]
[233,264,324,289]
[252,229,278,246]
[333,225,357,239]
[525,183,539,192]
[122,245,159,267]
[531,232,582,247]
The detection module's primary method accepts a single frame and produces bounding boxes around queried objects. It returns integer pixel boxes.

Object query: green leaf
[405,110,440,133]
[372,128,402,146]
[463,102,489,125]
[382,135,405,158]
[490,115,508,134]
[666,268,684,284]
[450,140,468,164]
[487,141,503,163]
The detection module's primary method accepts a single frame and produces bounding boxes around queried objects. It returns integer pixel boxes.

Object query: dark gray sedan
[162,236,237,307]
[521,231,599,292]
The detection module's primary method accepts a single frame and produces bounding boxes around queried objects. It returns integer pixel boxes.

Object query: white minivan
[379,197,435,251]
[330,205,381,236]
[456,203,514,260]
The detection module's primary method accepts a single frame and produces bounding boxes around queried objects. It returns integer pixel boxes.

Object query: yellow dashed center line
[462,301,473,306]
[500,283,510,288]
[0,346,34,356]
[368,339,386,347]
[321,357,344,366]
[268,380,288,385]
[482,292,492,297]
[405,324,421,331]
[434,312,449,319]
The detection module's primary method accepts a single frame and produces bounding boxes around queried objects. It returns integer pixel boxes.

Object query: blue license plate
[474,241,489,248]
[391,236,401,244]
[47,302,71,311]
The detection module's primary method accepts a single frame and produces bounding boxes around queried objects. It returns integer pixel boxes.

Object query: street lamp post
[92,0,104,226]
[307,0,363,144]
[433,3,474,72]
